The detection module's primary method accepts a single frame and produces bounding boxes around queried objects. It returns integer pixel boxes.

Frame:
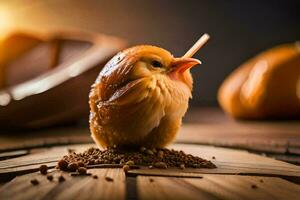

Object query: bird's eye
[151,60,163,68]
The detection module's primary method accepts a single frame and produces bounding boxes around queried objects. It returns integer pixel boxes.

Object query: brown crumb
[212,156,216,159]
[77,167,87,175]
[251,184,258,189]
[105,176,113,182]
[68,148,75,154]
[260,179,264,183]
[39,164,48,175]
[30,179,39,185]
[56,147,216,172]
[92,175,98,179]
[154,162,167,169]
[58,159,68,171]
[77,161,85,167]
[149,178,154,182]
[58,175,65,182]
[68,162,79,172]
[46,174,53,181]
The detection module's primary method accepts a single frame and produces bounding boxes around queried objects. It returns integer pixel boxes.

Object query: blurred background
[1,0,299,106]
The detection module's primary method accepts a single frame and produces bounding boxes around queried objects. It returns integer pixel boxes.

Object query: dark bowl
[0,29,127,129]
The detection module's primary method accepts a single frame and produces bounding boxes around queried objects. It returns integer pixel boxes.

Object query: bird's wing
[95,77,166,138]
[107,77,151,105]
[95,55,137,101]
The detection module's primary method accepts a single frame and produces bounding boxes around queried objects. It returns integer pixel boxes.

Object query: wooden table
[1,108,299,164]
[0,108,300,199]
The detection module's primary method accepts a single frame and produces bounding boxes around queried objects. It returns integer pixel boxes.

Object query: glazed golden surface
[218,42,300,119]
[89,46,200,148]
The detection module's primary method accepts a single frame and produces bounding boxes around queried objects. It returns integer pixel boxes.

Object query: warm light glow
[241,60,269,107]
[0,5,13,39]
[297,76,300,100]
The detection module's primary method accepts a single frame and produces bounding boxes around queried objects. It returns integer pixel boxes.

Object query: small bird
[89,45,201,148]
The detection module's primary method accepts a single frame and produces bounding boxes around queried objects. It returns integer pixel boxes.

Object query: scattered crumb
[149,178,154,183]
[154,162,167,169]
[77,167,87,175]
[105,176,114,182]
[58,175,65,182]
[260,179,264,183]
[46,174,53,181]
[30,179,39,185]
[251,184,258,189]
[58,159,68,171]
[77,161,85,167]
[68,148,75,154]
[68,163,79,172]
[92,175,98,179]
[212,156,216,159]
[56,147,216,172]
[39,164,48,175]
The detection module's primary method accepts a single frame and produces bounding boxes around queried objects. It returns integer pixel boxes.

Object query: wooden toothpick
[183,33,210,58]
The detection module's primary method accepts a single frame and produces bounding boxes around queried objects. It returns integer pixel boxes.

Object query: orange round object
[218,42,300,119]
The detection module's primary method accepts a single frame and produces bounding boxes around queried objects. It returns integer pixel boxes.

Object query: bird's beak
[170,57,201,73]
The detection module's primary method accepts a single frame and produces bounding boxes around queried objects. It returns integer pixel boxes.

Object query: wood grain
[0,150,29,160]
[0,144,95,182]
[137,175,300,200]
[0,127,91,152]
[176,124,299,154]
[128,144,300,178]
[0,142,300,199]
[177,108,300,155]
[0,168,125,200]
[0,108,299,162]
[1,143,300,182]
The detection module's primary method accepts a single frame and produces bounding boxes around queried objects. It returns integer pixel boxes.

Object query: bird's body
[89,45,200,148]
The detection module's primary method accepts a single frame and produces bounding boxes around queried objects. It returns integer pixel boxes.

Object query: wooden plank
[128,144,300,178]
[0,127,91,152]
[266,154,300,165]
[137,175,300,200]
[2,143,300,182]
[185,108,300,133]
[0,144,94,168]
[0,168,125,200]
[0,150,29,160]
[177,107,300,155]
[176,124,300,154]
[0,144,95,181]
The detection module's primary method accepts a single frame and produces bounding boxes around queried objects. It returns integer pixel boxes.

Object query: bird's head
[96,45,201,101]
